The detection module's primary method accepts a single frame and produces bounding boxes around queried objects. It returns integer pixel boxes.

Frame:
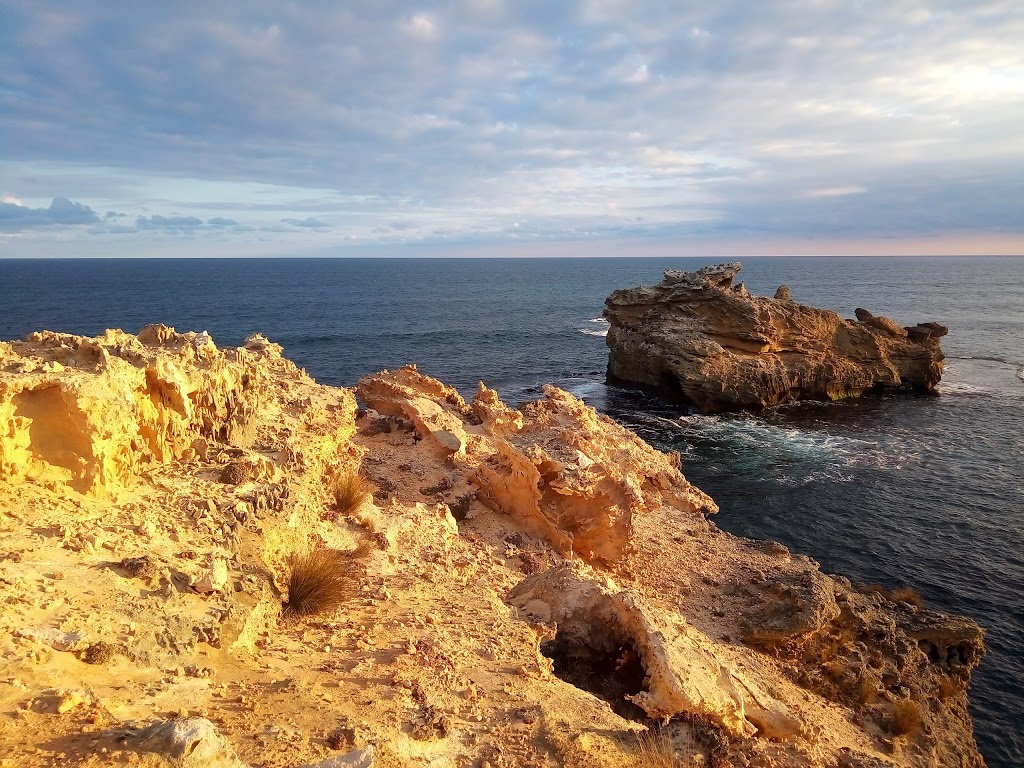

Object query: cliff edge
[603,262,948,412]
[0,327,983,767]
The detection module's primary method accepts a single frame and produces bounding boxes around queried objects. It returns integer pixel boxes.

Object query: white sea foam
[937,381,991,396]
[587,318,609,324]
[563,380,607,400]
[576,328,608,337]
[623,411,904,485]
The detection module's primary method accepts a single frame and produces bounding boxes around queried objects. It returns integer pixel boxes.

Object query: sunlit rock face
[603,262,947,412]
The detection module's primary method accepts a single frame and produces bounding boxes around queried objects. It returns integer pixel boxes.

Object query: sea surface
[1,255,1022,766]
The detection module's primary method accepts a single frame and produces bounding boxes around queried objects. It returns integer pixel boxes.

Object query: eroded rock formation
[0,328,984,768]
[357,365,716,565]
[604,262,948,411]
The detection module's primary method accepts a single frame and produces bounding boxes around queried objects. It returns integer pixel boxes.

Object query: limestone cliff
[603,262,948,412]
[0,328,984,768]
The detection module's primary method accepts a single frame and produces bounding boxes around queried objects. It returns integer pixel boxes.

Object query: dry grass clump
[889,699,923,735]
[937,675,957,700]
[888,586,923,608]
[861,583,924,608]
[332,471,370,517]
[857,674,877,705]
[283,545,369,617]
[635,728,680,768]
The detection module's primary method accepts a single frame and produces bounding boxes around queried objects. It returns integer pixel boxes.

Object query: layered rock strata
[604,262,948,412]
[0,328,983,767]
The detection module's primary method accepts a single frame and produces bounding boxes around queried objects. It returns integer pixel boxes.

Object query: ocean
[1,255,1021,766]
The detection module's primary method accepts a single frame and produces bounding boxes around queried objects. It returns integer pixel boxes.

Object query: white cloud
[802,186,867,199]
[404,13,439,41]
[625,63,649,83]
[0,1,1021,254]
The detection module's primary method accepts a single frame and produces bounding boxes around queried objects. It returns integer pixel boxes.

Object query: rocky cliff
[603,262,948,412]
[0,327,984,767]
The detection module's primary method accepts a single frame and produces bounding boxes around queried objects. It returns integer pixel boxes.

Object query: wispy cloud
[1,1,1022,255]
[281,217,330,229]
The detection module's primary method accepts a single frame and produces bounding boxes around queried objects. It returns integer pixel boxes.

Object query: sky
[1,0,1023,258]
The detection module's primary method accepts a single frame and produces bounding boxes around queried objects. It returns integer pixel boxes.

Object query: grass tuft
[635,728,679,768]
[888,586,923,608]
[283,545,368,617]
[332,471,370,517]
[861,583,924,608]
[857,674,877,705]
[890,699,922,735]
[937,676,957,700]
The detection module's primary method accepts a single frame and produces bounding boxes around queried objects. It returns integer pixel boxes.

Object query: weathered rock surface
[0,328,985,768]
[507,564,801,740]
[125,716,245,767]
[604,262,948,411]
[358,366,716,565]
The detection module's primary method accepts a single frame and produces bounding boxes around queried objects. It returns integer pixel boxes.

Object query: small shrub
[635,728,678,768]
[332,472,370,517]
[118,555,156,580]
[889,587,923,608]
[861,583,924,608]
[858,675,877,705]
[937,676,957,700]
[890,699,922,735]
[81,641,117,665]
[283,546,367,617]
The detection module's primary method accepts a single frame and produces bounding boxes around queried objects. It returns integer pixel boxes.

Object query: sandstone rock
[359,369,716,565]
[127,716,245,768]
[0,326,987,768]
[356,365,470,456]
[740,569,840,647]
[299,746,375,768]
[32,687,93,714]
[854,308,908,338]
[0,327,282,495]
[192,556,229,594]
[16,627,89,652]
[604,263,946,411]
[507,564,800,739]
[774,284,792,301]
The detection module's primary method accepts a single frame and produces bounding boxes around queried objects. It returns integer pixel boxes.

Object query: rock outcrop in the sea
[603,262,948,411]
[0,327,984,767]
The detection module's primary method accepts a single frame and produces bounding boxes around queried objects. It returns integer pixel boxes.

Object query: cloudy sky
[1,0,1022,257]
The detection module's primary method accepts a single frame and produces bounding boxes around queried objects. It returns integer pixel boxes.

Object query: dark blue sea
[1,256,1022,766]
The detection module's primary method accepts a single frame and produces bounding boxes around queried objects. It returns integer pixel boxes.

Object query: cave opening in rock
[540,624,650,721]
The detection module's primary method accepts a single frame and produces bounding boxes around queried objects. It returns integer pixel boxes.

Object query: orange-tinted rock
[604,263,946,412]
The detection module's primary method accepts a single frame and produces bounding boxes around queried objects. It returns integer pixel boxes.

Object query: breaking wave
[619,410,902,487]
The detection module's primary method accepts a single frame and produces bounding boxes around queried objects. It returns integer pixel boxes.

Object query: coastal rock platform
[0,327,983,767]
[603,262,948,412]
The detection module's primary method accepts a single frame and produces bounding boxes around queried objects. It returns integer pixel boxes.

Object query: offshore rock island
[603,263,948,412]
[0,327,984,767]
